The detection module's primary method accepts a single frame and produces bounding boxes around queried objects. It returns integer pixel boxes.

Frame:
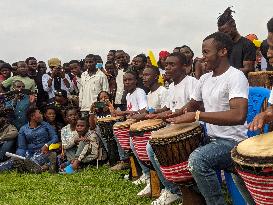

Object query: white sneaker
[137,183,151,196]
[133,173,150,185]
[151,189,181,205]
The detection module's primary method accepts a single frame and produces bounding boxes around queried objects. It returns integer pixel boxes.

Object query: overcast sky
[0,0,272,65]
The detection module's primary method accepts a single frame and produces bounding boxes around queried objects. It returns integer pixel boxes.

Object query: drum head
[150,122,200,139]
[113,119,136,128]
[130,119,166,132]
[232,132,273,167]
[97,116,123,123]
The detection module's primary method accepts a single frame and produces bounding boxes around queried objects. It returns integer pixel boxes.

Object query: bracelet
[195,110,201,121]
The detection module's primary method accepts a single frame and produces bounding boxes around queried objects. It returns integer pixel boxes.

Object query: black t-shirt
[261,40,273,71]
[229,37,256,69]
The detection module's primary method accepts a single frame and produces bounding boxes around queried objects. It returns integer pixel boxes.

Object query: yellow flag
[148,50,158,67]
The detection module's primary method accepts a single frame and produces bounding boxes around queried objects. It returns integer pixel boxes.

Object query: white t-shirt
[147,86,168,110]
[192,67,248,142]
[126,88,147,111]
[166,75,197,112]
[115,69,125,104]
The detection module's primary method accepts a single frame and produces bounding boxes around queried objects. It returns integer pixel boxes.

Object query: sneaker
[110,161,129,171]
[151,189,180,205]
[137,183,151,196]
[124,174,130,180]
[133,173,150,185]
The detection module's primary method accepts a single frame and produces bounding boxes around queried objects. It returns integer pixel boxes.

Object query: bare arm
[167,98,248,126]
[240,61,255,75]
[248,105,273,131]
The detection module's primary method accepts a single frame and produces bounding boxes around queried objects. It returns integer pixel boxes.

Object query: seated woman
[0,106,58,173]
[62,117,99,174]
[90,91,115,118]
[0,115,18,162]
[43,106,64,140]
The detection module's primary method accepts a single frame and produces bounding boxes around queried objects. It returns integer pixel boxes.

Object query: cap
[48,58,61,67]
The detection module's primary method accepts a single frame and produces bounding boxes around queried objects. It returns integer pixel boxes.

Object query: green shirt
[2,76,36,91]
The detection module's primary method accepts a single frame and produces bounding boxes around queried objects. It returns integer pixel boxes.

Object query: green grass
[0,165,232,205]
[0,165,153,205]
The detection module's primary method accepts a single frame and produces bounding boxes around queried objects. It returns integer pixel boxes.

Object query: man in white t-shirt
[144,53,198,205]
[111,71,148,171]
[147,52,197,119]
[167,32,249,205]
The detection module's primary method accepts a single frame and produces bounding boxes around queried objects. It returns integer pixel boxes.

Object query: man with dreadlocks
[218,7,256,76]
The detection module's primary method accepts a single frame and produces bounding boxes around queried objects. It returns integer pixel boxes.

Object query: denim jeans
[129,137,149,176]
[146,142,181,195]
[0,140,16,162]
[114,136,129,161]
[188,137,238,205]
[232,173,255,205]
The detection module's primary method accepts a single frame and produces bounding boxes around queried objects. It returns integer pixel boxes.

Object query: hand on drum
[166,112,195,124]
[248,112,273,131]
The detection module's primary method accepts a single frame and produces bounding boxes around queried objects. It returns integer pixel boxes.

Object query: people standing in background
[0,63,12,84]
[42,58,72,104]
[217,7,256,75]
[114,50,129,111]
[79,54,109,117]
[0,61,36,92]
[180,45,195,77]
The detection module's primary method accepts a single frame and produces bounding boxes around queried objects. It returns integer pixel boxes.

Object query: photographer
[42,58,72,104]
[4,80,36,130]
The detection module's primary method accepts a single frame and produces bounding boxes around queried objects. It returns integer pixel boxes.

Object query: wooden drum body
[97,116,124,166]
[248,71,273,89]
[232,132,273,205]
[130,119,166,166]
[150,122,203,183]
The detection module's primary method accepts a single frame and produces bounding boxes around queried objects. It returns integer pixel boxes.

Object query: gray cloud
[0,0,272,64]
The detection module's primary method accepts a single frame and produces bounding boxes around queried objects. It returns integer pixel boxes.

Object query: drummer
[167,32,249,205]
[110,71,148,171]
[128,66,168,193]
[144,52,198,205]
[248,18,273,131]
[240,17,273,205]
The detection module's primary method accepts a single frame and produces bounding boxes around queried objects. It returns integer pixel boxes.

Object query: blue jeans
[114,135,129,161]
[130,137,149,176]
[146,142,181,195]
[232,173,255,205]
[0,140,16,162]
[188,137,238,205]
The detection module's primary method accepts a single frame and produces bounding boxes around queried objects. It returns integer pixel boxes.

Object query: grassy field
[0,165,232,205]
[0,165,155,205]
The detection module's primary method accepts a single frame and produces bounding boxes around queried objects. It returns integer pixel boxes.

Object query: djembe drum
[130,119,166,198]
[150,122,205,205]
[113,119,136,151]
[97,116,124,166]
[130,119,166,168]
[248,71,273,89]
[231,132,273,205]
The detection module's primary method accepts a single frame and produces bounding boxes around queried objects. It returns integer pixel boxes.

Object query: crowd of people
[0,7,273,205]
